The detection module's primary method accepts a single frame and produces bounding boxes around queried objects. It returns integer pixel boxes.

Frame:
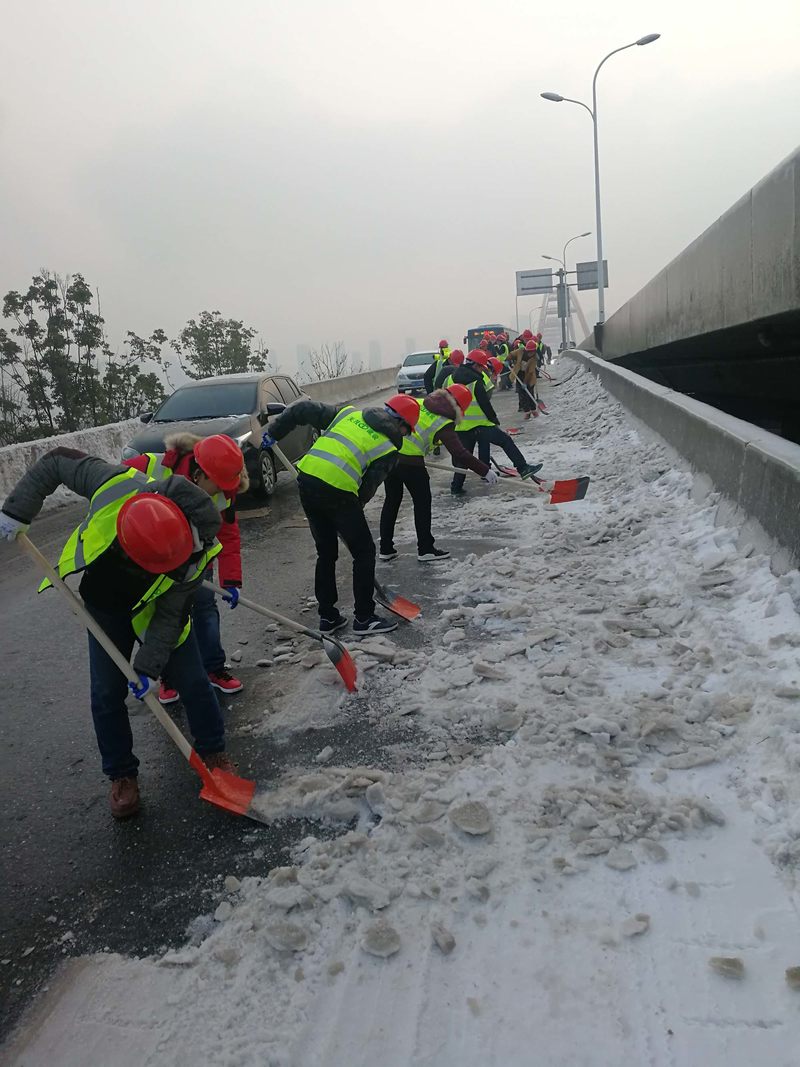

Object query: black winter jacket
[440,364,499,425]
[270,399,404,504]
[2,448,223,679]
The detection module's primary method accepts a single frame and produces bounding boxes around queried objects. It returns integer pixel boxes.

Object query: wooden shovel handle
[18,533,198,767]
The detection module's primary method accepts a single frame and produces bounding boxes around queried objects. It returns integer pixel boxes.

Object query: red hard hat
[116,493,195,574]
[535,333,542,340]
[521,329,533,339]
[467,349,490,368]
[385,393,420,430]
[449,348,465,365]
[193,434,244,492]
[438,338,448,349]
[525,340,537,351]
[446,383,472,415]
[478,339,489,349]
[488,357,503,374]
[498,332,508,341]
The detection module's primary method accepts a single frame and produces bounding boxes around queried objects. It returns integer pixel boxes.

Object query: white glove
[0,511,29,542]
[483,469,500,486]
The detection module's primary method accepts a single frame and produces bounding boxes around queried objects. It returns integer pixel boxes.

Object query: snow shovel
[490,457,520,477]
[426,462,589,505]
[373,576,421,621]
[203,580,357,692]
[270,441,422,623]
[509,370,547,415]
[17,534,272,825]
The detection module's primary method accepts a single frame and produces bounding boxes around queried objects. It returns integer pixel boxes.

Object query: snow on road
[6,364,800,1067]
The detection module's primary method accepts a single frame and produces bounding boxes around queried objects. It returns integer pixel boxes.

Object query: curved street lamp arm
[592,42,637,108]
[559,95,595,120]
[562,232,591,267]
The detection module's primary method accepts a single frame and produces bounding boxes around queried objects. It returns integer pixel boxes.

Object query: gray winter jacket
[2,447,223,679]
[270,399,404,504]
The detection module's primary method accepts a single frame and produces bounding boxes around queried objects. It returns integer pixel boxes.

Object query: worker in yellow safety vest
[262,394,419,634]
[0,448,236,819]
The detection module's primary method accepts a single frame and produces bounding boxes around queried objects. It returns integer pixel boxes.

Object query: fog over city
[2,0,798,377]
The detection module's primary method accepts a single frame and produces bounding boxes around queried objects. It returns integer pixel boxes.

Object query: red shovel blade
[374,579,421,621]
[548,476,590,504]
[537,401,550,414]
[504,427,524,436]
[321,636,358,692]
[190,751,259,819]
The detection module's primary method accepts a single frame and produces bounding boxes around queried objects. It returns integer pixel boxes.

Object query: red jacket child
[124,432,246,588]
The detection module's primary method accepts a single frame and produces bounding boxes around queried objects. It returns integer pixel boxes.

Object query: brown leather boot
[110,776,140,818]
[203,752,238,774]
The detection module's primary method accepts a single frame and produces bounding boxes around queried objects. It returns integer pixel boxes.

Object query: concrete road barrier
[565,350,800,570]
[305,366,399,405]
[0,367,402,509]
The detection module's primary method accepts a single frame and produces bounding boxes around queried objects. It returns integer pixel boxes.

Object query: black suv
[122,372,315,497]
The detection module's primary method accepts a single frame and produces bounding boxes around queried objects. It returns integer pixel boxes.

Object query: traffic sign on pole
[575,260,609,291]
[516,268,554,296]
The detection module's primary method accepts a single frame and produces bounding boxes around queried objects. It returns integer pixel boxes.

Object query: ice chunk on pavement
[449,800,492,835]
[621,914,650,937]
[361,918,401,958]
[605,847,638,871]
[431,922,456,955]
[709,956,744,979]
[341,876,391,911]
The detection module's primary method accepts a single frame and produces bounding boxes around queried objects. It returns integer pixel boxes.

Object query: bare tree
[303,341,362,383]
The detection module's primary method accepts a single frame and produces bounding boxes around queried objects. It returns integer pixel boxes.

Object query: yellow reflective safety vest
[400,405,453,457]
[140,452,230,513]
[297,407,397,494]
[496,343,510,365]
[443,376,493,432]
[482,370,495,396]
[39,466,221,647]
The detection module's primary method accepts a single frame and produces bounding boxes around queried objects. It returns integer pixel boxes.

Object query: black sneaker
[353,614,398,635]
[379,549,399,562]
[450,485,467,496]
[519,463,544,480]
[418,548,450,562]
[319,612,348,633]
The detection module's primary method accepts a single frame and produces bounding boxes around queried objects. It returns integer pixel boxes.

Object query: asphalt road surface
[0,385,519,1040]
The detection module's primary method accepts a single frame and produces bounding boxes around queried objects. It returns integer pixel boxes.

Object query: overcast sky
[1,0,799,377]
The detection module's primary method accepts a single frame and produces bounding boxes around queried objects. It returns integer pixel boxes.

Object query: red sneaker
[158,683,179,704]
[208,668,243,694]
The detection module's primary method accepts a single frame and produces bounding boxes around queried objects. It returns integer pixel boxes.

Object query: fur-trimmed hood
[163,431,202,456]
[423,388,462,426]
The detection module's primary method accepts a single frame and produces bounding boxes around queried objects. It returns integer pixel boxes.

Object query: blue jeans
[189,581,226,674]
[86,603,226,780]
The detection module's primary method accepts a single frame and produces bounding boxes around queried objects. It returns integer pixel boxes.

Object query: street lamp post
[543,230,590,351]
[541,33,660,328]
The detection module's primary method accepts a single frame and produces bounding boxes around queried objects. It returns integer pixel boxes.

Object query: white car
[395,351,436,395]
